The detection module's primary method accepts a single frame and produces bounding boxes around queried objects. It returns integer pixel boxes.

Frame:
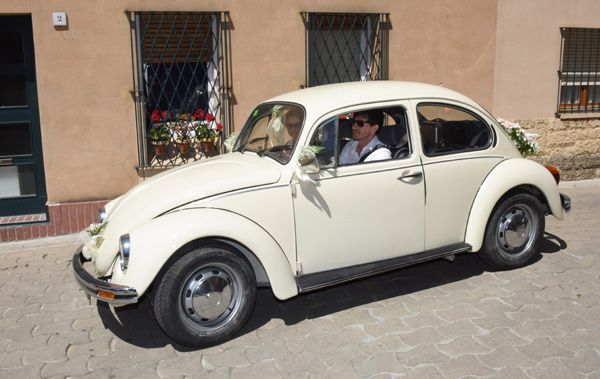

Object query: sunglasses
[351,118,371,128]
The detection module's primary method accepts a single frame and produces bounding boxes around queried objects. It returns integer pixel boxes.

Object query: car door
[413,100,505,250]
[292,103,425,275]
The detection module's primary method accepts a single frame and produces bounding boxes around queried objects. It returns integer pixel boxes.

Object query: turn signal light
[545,164,560,185]
[97,290,115,301]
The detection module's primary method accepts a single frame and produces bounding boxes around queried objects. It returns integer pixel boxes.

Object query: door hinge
[296,261,303,274]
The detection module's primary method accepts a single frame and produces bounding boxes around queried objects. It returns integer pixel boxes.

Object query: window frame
[557,27,600,115]
[127,11,233,173]
[301,12,390,87]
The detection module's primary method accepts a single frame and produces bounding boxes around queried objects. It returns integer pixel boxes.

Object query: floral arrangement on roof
[497,118,539,157]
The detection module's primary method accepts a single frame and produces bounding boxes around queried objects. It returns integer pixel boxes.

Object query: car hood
[91,153,281,274]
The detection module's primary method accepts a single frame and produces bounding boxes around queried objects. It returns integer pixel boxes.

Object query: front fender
[110,208,299,300]
[465,158,563,252]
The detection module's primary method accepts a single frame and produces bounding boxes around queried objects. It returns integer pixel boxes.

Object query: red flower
[193,109,204,120]
[216,123,223,131]
[151,110,161,123]
[205,112,215,122]
[161,110,168,118]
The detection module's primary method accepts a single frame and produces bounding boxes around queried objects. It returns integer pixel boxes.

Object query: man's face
[285,115,302,141]
[351,114,378,143]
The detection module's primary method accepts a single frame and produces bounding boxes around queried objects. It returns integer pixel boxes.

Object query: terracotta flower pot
[152,142,168,156]
[201,140,216,157]
[178,142,191,156]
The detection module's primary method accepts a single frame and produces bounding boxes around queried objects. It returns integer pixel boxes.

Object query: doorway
[0,15,47,217]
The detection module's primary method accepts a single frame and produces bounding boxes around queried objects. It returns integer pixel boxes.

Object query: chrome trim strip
[71,246,138,306]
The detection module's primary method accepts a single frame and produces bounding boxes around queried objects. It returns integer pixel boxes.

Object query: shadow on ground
[98,232,567,350]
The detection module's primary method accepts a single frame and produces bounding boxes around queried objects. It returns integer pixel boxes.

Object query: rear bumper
[560,193,572,213]
[71,246,138,306]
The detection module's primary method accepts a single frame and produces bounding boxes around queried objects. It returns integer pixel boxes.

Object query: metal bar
[557,27,565,116]
[134,13,149,172]
[0,158,14,166]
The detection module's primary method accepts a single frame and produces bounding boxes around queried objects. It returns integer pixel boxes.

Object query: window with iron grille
[558,27,600,114]
[127,11,232,171]
[302,12,389,87]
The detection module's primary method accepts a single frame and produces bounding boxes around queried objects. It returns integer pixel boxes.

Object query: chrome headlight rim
[119,234,131,272]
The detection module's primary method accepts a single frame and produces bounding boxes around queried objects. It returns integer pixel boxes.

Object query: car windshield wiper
[239,136,268,153]
[257,144,292,157]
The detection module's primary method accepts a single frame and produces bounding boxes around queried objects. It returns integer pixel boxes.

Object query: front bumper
[72,246,138,306]
[560,193,572,213]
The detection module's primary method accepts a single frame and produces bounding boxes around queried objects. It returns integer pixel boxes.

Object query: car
[72,81,571,347]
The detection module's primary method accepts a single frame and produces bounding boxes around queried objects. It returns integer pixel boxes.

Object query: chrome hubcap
[181,265,240,329]
[496,204,537,255]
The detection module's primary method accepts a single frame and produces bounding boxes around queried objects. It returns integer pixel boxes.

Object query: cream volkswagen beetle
[73,81,571,347]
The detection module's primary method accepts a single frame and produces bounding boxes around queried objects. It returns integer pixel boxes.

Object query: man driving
[339,110,391,165]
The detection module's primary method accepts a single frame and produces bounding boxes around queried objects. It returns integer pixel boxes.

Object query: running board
[296,243,472,293]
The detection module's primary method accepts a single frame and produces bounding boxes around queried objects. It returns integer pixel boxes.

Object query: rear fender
[465,158,563,252]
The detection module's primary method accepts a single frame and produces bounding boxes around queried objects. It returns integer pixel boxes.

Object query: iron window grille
[302,12,389,87]
[557,27,600,114]
[127,11,232,172]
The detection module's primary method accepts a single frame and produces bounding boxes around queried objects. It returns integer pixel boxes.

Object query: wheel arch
[465,158,563,252]
[150,237,271,297]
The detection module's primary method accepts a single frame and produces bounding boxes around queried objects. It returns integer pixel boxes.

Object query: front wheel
[479,193,545,270]
[153,244,256,347]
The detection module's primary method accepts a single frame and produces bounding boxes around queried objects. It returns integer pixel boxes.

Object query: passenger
[339,110,391,165]
[284,108,303,145]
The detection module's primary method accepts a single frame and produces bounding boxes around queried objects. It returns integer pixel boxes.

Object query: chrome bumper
[560,193,572,213]
[72,246,138,306]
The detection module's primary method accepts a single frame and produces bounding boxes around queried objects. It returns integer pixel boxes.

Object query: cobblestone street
[0,181,599,378]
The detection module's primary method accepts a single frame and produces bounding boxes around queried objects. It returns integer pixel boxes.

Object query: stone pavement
[0,181,599,378]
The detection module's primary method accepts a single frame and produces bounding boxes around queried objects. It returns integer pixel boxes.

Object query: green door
[0,15,47,217]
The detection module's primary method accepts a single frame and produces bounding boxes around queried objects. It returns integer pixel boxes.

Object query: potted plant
[173,113,195,156]
[149,110,171,156]
[192,109,223,157]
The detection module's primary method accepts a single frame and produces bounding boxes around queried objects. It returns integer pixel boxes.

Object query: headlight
[119,234,130,272]
[98,207,107,223]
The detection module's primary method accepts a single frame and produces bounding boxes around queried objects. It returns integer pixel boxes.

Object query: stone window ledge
[557,112,600,120]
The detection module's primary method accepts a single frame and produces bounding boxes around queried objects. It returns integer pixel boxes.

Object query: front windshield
[234,103,305,164]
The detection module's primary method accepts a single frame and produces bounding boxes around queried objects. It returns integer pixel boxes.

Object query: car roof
[267,81,481,117]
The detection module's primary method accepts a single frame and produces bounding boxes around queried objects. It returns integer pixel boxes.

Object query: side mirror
[298,156,320,174]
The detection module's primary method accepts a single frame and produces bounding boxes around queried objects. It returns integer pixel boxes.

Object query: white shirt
[339,136,391,165]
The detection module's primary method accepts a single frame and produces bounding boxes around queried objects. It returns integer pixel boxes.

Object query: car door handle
[397,171,423,180]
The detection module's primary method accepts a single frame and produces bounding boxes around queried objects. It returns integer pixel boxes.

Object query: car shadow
[97,232,568,351]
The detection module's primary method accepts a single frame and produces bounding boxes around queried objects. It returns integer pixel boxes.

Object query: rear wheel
[480,193,545,269]
[153,244,256,347]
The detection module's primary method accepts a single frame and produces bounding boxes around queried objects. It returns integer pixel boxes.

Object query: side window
[337,107,410,166]
[417,103,492,156]
[309,117,338,168]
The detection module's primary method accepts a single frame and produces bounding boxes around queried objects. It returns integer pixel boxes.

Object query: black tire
[479,193,545,270]
[153,244,256,347]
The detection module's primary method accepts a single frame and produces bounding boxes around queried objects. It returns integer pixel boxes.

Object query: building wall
[1,0,497,205]
[493,0,600,119]
[493,0,600,180]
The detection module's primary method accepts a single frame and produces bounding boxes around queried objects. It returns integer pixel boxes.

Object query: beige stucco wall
[493,0,600,119]
[1,0,497,203]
